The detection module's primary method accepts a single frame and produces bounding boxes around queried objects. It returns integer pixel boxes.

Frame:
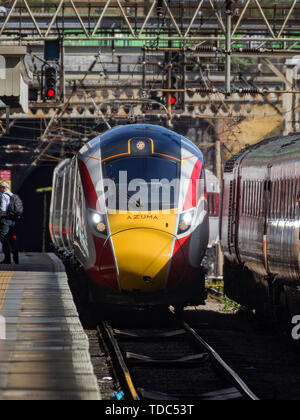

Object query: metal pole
[167,48,172,127]
[216,120,224,277]
[182,50,186,111]
[142,48,146,90]
[60,38,65,102]
[225,1,232,97]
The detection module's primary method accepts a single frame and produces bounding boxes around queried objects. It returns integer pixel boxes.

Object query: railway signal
[43,65,57,101]
[169,95,177,105]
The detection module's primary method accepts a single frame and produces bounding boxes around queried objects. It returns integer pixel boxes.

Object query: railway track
[97,308,259,401]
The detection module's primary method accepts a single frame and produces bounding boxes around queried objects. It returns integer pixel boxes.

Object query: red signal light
[169,96,176,105]
[46,89,55,98]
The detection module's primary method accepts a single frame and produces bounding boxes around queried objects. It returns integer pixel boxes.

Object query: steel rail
[177,316,260,401]
[97,323,140,401]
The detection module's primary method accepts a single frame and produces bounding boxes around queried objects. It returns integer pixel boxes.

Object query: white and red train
[49,124,209,306]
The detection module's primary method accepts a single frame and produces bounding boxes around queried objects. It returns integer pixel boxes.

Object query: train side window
[249,181,253,216]
[276,181,280,218]
[255,182,258,217]
[257,181,261,217]
[242,181,246,215]
[256,181,259,217]
[276,181,281,219]
[280,179,286,219]
[243,181,246,216]
[245,181,249,216]
[292,179,296,219]
[272,181,276,218]
[296,179,300,218]
[252,182,255,217]
[251,181,254,217]
[249,181,251,216]
[285,179,288,219]
[253,181,256,216]
[242,182,246,215]
[282,179,286,219]
[269,181,273,218]
[247,181,250,216]
[287,179,292,219]
[277,180,280,218]
[286,179,289,219]
[248,180,251,216]
[293,178,298,219]
[281,180,286,219]
[258,181,264,217]
[253,181,257,217]
[248,181,251,216]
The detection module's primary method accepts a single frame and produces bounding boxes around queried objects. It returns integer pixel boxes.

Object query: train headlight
[96,222,106,233]
[177,209,195,235]
[92,213,101,224]
[91,211,107,235]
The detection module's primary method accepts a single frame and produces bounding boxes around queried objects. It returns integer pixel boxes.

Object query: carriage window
[296,179,300,218]
[292,179,298,219]
[276,181,280,218]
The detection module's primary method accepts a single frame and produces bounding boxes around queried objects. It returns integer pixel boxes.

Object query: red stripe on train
[87,236,120,293]
[183,159,203,211]
[78,159,99,210]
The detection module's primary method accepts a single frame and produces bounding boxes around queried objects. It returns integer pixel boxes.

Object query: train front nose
[111,228,185,292]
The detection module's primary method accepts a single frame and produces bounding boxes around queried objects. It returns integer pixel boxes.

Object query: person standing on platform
[0,181,23,264]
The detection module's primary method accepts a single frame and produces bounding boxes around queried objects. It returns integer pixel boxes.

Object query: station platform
[0,253,101,400]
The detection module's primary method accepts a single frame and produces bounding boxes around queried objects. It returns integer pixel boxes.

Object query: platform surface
[0,253,101,400]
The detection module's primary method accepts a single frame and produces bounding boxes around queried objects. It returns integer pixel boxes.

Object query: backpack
[6,194,23,220]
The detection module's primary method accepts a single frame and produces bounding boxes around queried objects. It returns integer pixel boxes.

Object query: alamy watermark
[0,315,5,340]
[291,315,300,340]
[95,173,205,214]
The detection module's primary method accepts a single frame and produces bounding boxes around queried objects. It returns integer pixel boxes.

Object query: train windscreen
[103,157,179,211]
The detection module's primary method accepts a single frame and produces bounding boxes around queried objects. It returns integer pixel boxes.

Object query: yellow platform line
[0,271,13,311]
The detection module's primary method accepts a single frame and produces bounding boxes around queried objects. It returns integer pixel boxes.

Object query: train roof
[81,124,203,162]
[224,133,300,173]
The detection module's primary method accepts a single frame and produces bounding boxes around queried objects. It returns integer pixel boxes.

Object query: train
[220,133,300,320]
[49,124,209,307]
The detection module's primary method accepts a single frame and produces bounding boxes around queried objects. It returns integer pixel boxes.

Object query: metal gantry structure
[0,0,299,166]
[0,0,299,47]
